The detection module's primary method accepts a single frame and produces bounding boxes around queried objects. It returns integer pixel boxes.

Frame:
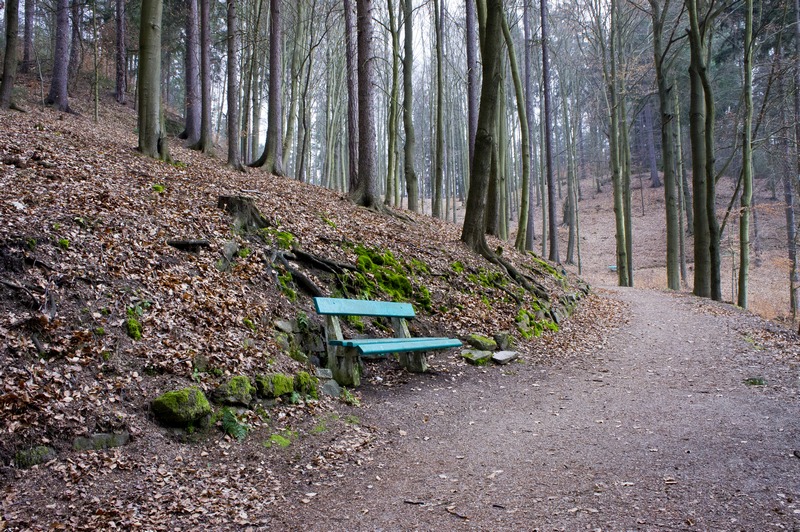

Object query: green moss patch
[151,387,211,428]
[255,373,295,398]
[294,371,319,399]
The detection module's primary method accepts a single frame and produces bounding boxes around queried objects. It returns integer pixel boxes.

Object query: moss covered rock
[467,333,497,351]
[152,387,211,427]
[213,375,256,406]
[14,446,56,468]
[294,371,319,399]
[255,373,295,399]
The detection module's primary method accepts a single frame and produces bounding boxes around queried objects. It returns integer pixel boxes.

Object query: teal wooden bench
[314,297,462,386]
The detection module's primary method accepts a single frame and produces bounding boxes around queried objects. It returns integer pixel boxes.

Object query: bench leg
[398,352,428,373]
[328,346,362,387]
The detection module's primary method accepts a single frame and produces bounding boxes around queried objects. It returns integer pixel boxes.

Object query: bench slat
[346,338,462,356]
[314,297,416,318]
[329,337,451,347]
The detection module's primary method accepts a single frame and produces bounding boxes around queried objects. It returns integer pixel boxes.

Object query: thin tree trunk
[465,0,478,197]
[738,0,753,308]
[192,0,213,152]
[385,0,400,206]
[644,102,661,187]
[402,0,419,211]
[114,0,127,103]
[250,0,283,174]
[67,0,82,90]
[523,0,536,249]
[226,0,243,170]
[21,0,33,74]
[432,0,444,218]
[344,0,359,190]
[541,0,558,263]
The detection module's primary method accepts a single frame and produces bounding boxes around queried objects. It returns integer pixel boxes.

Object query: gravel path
[287,288,800,530]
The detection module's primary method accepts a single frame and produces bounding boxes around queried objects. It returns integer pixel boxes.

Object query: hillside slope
[0,94,609,527]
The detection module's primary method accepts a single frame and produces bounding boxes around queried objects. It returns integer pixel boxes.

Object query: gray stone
[222,241,239,261]
[274,319,295,334]
[467,334,498,351]
[492,351,519,365]
[73,432,130,451]
[14,446,56,468]
[320,379,341,398]
[461,349,493,365]
[275,332,291,351]
[493,331,514,351]
[315,368,333,380]
[213,375,256,406]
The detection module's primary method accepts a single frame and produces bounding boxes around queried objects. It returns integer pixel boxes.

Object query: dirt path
[286,288,800,530]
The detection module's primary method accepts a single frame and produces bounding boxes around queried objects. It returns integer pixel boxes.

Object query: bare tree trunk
[523,0,536,249]
[114,0,127,104]
[250,0,283,174]
[226,0,243,171]
[541,0,559,263]
[461,0,503,255]
[385,0,400,206]
[137,0,168,160]
[46,0,70,111]
[343,0,359,190]
[180,0,200,142]
[21,0,33,73]
[402,0,419,211]
[349,0,380,208]
[738,0,753,308]
[465,0,478,197]
[191,0,213,152]
[644,102,661,187]
[0,0,19,109]
[432,0,444,218]
[67,0,82,90]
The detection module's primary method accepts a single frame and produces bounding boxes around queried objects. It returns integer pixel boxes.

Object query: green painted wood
[314,297,415,318]
[348,338,462,355]
[329,337,451,346]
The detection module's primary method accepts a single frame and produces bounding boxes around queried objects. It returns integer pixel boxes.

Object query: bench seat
[314,296,462,386]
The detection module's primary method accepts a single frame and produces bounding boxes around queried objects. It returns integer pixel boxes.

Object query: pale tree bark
[344,0,359,190]
[282,0,305,171]
[250,0,283,174]
[432,0,444,218]
[21,0,32,73]
[523,0,536,249]
[402,0,419,211]
[137,0,169,161]
[226,0,243,171]
[180,0,200,142]
[644,103,660,187]
[541,0,559,263]
[46,0,70,111]
[737,0,753,308]
[67,0,82,90]
[0,0,18,109]
[350,0,380,208]
[465,0,478,197]
[385,0,400,206]
[114,0,126,104]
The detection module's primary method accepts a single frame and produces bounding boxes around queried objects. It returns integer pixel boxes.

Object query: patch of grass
[340,388,360,406]
[94,327,105,336]
[321,215,337,228]
[450,261,465,274]
[238,247,251,259]
[243,317,257,332]
[311,419,328,434]
[151,183,165,193]
[744,377,766,386]
[57,238,70,250]
[125,318,142,340]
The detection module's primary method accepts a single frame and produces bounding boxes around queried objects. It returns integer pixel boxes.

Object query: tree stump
[217,195,269,232]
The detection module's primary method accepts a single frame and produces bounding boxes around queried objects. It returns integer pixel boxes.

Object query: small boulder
[294,371,319,399]
[222,240,239,261]
[255,373,294,399]
[213,375,256,406]
[492,351,519,365]
[315,368,334,380]
[493,331,514,351]
[14,446,56,468]
[467,333,497,351]
[320,379,341,398]
[151,387,211,427]
[274,319,296,334]
[461,349,493,366]
[73,432,130,451]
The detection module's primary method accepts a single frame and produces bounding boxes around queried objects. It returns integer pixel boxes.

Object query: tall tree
[385,0,400,206]
[402,0,419,211]
[191,0,213,152]
[226,0,243,170]
[461,0,503,256]
[137,0,169,160]
[251,0,284,174]
[114,0,126,104]
[541,0,559,263]
[522,0,536,249]
[21,0,33,73]
[737,0,753,308]
[649,0,680,290]
[350,0,380,208]
[0,0,19,109]
[465,0,478,189]
[344,0,359,190]
[180,0,200,142]
[432,0,444,218]
[46,0,71,111]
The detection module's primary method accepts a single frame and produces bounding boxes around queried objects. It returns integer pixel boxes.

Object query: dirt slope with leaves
[0,93,599,529]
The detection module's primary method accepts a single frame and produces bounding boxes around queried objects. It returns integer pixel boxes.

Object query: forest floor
[1,82,799,530]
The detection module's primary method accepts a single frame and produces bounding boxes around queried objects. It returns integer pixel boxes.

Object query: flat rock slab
[461,349,492,365]
[492,350,519,365]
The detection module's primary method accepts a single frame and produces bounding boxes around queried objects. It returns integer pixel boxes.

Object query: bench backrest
[314,297,416,318]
